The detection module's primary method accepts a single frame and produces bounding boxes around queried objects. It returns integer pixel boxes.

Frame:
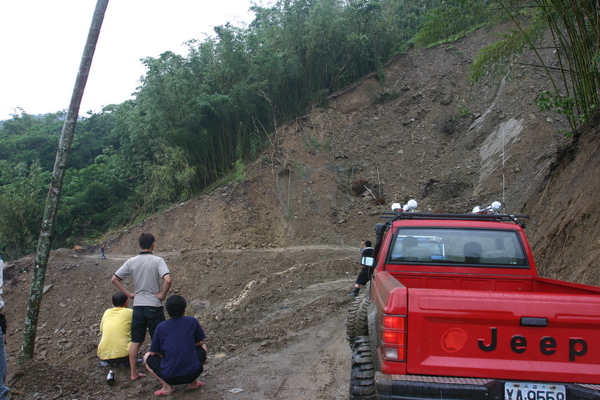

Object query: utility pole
[19,0,110,363]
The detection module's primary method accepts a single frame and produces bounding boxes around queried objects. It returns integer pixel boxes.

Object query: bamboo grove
[465,0,600,133]
[0,0,598,259]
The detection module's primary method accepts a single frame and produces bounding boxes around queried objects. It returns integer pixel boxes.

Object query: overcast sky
[0,0,259,120]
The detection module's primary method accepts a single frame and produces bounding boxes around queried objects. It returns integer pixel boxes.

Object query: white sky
[0,0,259,120]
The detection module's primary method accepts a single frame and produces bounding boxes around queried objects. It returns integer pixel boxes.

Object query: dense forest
[0,0,597,259]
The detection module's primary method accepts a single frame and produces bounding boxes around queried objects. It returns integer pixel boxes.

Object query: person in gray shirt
[111,232,172,381]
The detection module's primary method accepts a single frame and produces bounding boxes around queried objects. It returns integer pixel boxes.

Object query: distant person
[391,235,418,259]
[111,232,172,381]
[100,245,107,259]
[349,240,374,298]
[97,292,133,366]
[0,255,9,400]
[144,295,207,396]
[401,236,432,261]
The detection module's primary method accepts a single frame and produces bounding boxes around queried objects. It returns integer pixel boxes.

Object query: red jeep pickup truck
[347,203,600,400]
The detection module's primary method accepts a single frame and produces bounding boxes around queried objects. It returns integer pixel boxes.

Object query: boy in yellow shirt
[98,292,133,365]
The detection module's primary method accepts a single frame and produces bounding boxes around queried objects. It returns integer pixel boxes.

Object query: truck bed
[372,271,600,384]
[388,269,600,294]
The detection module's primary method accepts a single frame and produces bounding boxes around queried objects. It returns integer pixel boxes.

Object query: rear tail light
[381,314,406,361]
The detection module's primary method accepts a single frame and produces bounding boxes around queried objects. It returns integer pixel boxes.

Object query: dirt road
[4,246,357,399]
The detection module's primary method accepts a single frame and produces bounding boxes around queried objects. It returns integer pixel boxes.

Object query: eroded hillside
[107,24,597,280]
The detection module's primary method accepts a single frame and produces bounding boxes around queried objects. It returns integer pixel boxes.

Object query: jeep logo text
[478,327,587,361]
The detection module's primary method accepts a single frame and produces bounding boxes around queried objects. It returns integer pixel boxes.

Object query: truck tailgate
[407,288,600,384]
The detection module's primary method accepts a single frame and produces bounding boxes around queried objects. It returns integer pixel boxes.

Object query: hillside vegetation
[0,0,597,261]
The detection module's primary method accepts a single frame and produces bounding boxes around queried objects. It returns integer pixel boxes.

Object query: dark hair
[364,240,372,247]
[138,232,155,250]
[165,295,187,318]
[112,291,128,307]
[463,241,482,258]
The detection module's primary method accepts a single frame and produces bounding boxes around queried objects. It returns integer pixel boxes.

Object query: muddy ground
[4,246,357,399]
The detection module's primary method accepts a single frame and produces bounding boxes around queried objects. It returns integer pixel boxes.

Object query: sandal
[188,380,204,390]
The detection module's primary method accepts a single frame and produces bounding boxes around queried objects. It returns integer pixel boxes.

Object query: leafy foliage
[414,0,498,48]
[468,0,600,133]
[0,161,49,258]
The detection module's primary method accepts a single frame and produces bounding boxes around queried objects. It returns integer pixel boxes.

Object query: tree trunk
[19,0,110,364]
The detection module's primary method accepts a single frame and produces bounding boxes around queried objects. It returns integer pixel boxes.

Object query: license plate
[505,381,566,400]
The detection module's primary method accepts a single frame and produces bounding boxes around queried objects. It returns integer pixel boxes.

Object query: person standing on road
[0,254,10,400]
[100,245,107,259]
[111,232,172,381]
[349,240,374,298]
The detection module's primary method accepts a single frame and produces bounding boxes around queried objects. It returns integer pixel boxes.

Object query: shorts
[146,347,207,385]
[131,306,165,343]
[101,356,129,365]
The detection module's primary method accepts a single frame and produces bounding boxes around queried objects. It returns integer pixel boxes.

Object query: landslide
[1,24,598,399]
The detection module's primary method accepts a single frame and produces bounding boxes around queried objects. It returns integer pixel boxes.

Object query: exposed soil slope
[2,24,598,399]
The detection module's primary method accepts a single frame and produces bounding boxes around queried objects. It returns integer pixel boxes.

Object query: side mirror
[361,256,375,267]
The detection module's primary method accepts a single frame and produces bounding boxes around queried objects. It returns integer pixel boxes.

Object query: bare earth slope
[2,25,598,399]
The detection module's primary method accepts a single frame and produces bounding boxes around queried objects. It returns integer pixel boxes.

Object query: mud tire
[346,293,370,347]
[349,336,375,400]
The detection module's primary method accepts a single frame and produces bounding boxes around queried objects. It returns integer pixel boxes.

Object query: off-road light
[472,205,484,214]
[491,201,502,211]
[403,199,418,212]
[473,201,502,214]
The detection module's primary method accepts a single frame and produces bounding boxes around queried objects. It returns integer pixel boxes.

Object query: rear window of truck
[388,228,528,267]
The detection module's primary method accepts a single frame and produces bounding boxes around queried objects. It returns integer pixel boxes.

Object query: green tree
[58,159,132,241]
[415,0,496,47]
[0,161,49,258]
[0,111,65,170]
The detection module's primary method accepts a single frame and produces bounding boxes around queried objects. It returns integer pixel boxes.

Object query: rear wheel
[346,293,370,347]
[349,336,375,400]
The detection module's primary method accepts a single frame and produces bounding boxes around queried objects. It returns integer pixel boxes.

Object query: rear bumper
[375,372,600,400]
